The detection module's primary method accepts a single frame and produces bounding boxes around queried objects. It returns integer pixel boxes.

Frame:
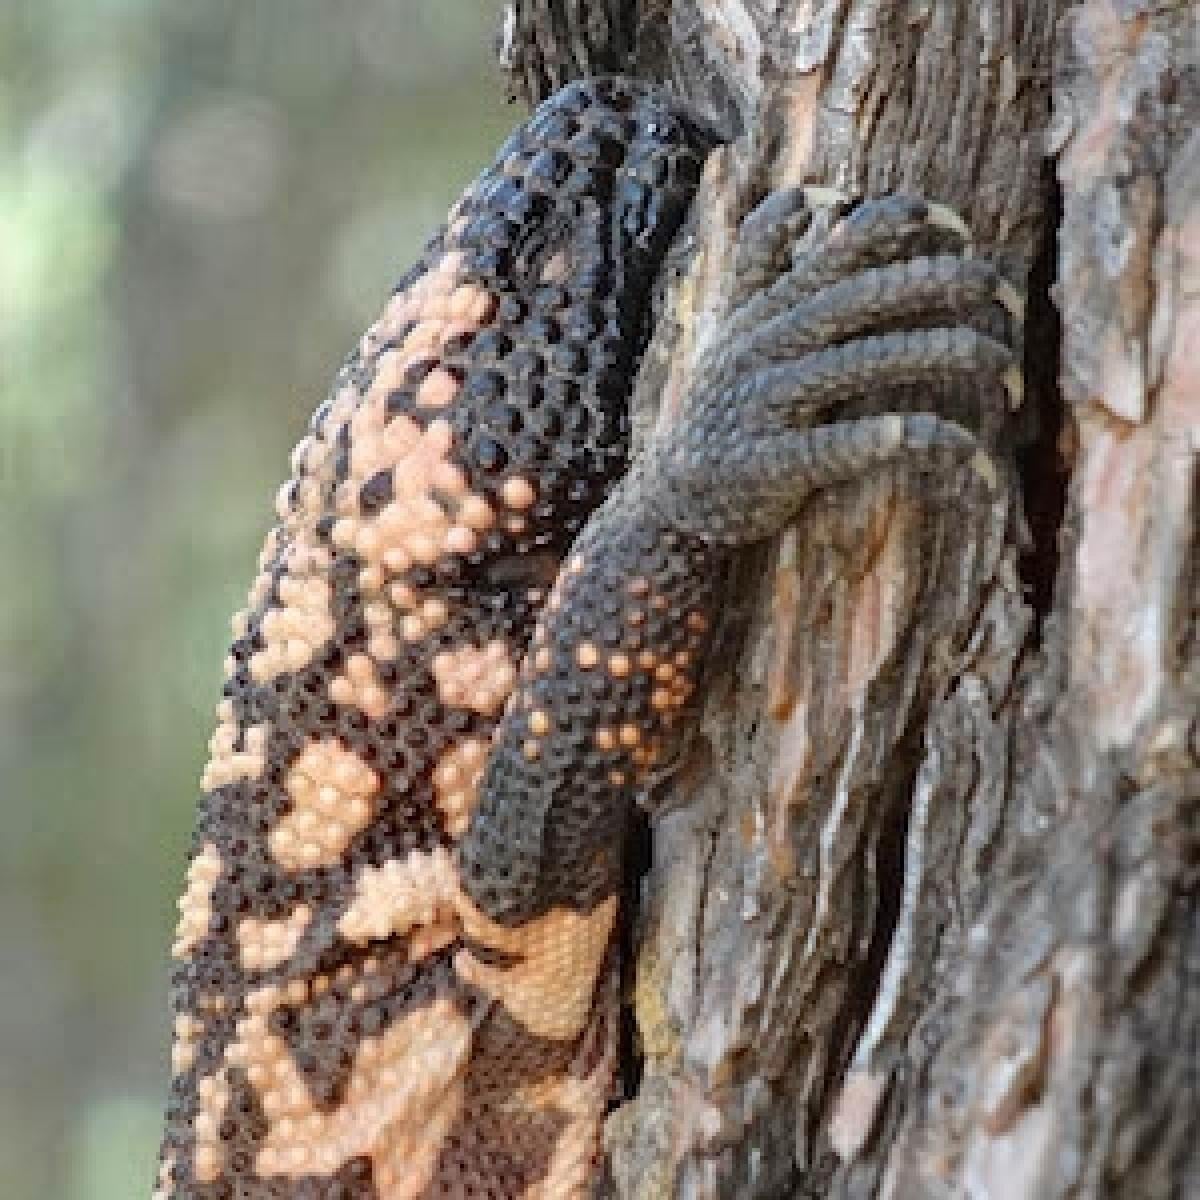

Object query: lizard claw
[922,200,973,243]
[994,278,1026,323]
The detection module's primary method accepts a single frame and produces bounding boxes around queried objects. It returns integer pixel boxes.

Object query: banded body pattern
[157,77,710,1200]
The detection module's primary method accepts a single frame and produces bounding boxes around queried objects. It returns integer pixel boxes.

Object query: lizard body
[157,77,711,1199]
[157,78,1020,1199]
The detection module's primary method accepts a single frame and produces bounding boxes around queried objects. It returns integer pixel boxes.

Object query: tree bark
[503,3,1198,1196]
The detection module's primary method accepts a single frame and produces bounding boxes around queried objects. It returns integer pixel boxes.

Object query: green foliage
[0,4,512,1195]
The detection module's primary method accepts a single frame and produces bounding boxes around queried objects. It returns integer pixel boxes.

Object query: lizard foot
[650,190,1024,544]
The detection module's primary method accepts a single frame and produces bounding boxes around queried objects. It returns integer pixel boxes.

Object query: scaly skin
[460,190,1020,929]
[157,79,1022,1199]
[156,77,711,1199]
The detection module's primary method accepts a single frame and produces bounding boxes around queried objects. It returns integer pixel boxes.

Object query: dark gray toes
[654,412,1000,544]
[729,192,981,335]
[713,255,1020,388]
[731,186,853,306]
[652,187,1023,549]
[831,193,971,254]
[716,327,1018,437]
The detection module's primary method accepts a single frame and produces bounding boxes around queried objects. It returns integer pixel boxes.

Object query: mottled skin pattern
[459,190,1021,930]
[158,78,710,1199]
[158,78,1023,1198]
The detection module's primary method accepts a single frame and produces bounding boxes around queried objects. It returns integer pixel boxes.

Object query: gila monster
[156,76,1020,1199]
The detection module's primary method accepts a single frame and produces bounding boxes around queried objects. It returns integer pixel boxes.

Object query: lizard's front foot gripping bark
[650,189,1025,544]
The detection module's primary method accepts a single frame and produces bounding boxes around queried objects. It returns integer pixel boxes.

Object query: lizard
[155,74,1022,1199]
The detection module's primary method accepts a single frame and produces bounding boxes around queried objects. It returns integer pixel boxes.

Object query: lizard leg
[455,191,1020,1108]
[650,185,1027,544]
[459,406,1009,925]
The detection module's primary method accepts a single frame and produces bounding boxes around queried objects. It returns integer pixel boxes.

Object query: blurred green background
[0,3,512,1195]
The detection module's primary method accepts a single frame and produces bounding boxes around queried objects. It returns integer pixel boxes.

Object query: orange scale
[381,547,412,573]
[405,532,441,567]
[445,525,477,555]
[354,526,383,561]
[363,353,409,403]
[448,283,487,320]
[431,459,469,496]
[501,476,537,510]
[399,321,443,364]
[412,493,450,527]
[470,291,498,324]
[375,501,414,538]
[418,292,451,324]
[382,414,423,456]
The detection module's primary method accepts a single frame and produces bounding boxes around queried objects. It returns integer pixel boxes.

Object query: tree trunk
[503,3,1197,1196]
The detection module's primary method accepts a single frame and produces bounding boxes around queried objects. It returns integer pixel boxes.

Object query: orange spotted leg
[460,191,1021,916]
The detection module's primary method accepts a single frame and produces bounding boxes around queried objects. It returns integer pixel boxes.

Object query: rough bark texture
[502,3,1197,1197]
